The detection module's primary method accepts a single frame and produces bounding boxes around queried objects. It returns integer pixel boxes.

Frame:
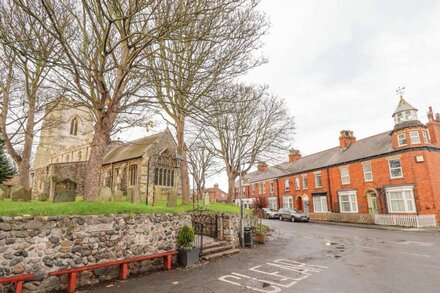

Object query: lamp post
[238,134,250,248]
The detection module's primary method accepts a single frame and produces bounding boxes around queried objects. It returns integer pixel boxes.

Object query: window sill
[390,176,404,180]
[340,211,359,214]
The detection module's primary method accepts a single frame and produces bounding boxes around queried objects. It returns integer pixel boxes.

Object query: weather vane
[396,86,405,97]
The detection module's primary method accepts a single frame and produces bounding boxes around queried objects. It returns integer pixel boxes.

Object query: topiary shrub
[177,225,195,250]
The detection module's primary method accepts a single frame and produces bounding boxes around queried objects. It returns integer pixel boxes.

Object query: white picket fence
[374,214,437,228]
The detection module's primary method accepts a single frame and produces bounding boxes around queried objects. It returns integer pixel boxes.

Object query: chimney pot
[339,130,356,149]
[288,149,301,163]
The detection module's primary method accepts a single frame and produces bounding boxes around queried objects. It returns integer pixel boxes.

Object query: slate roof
[245,131,396,183]
[103,132,164,164]
[393,97,418,116]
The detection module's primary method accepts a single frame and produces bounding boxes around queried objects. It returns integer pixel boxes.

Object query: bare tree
[0,1,60,187]
[145,0,268,204]
[187,136,220,200]
[202,84,295,202]
[12,0,206,200]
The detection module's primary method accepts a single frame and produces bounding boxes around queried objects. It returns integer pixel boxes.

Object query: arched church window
[70,117,79,136]
[66,155,70,162]
[77,151,82,161]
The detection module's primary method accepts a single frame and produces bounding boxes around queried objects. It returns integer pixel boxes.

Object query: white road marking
[399,252,431,258]
[218,259,327,292]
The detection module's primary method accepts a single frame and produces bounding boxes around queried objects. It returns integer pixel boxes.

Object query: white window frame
[422,131,429,143]
[270,181,274,194]
[397,133,407,146]
[295,177,300,190]
[262,182,266,194]
[388,158,403,179]
[340,167,350,185]
[283,196,293,209]
[338,190,358,213]
[313,195,328,213]
[258,182,262,194]
[385,186,416,213]
[302,175,308,190]
[268,196,278,210]
[284,179,290,191]
[409,131,421,144]
[314,172,322,188]
[362,163,373,182]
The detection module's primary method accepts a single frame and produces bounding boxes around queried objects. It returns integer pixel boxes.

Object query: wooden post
[164,255,172,270]
[67,272,77,293]
[15,281,23,293]
[120,263,129,280]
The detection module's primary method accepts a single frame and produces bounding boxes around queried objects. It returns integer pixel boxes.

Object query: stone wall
[0,213,191,292]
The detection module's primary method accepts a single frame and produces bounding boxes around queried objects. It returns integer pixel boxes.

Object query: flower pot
[178,247,200,266]
[255,233,265,244]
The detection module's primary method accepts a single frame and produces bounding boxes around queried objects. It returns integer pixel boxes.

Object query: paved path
[89,220,440,293]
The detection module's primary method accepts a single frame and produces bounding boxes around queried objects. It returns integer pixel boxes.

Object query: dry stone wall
[0,213,191,292]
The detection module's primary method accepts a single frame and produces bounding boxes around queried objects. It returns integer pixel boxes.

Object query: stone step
[202,241,229,250]
[202,244,234,256]
[202,248,240,261]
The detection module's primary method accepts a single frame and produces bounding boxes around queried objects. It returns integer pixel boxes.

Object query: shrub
[177,225,195,250]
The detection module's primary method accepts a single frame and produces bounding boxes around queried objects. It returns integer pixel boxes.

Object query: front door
[367,192,378,215]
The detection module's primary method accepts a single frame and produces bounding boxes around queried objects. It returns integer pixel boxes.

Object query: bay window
[338,190,358,213]
[313,195,328,212]
[385,186,416,213]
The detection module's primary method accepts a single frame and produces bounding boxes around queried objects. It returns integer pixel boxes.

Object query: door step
[202,244,234,256]
[202,241,229,250]
[202,248,240,260]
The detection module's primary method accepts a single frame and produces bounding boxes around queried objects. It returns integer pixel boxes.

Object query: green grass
[0,197,242,217]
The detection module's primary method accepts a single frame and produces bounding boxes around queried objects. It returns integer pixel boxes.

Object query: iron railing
[191,220,206,256]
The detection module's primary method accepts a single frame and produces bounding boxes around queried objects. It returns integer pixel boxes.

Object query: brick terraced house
[238,97,440,226]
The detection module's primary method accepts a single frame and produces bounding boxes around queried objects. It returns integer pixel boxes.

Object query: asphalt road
[89,220,440,293]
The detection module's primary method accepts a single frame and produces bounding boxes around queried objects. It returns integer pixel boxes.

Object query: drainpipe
[275,178,281,209]
[326,167,333,212]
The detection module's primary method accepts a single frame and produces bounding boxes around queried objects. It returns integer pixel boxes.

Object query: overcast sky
[126,0,440,191]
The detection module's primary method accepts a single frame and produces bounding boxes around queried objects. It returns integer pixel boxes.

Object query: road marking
[399,252,431,258]
[218,259,327,292]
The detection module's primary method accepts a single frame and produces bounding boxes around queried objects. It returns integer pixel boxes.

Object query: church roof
[103,131,166,164]
[244,131,395,183]
[392,97,418,116]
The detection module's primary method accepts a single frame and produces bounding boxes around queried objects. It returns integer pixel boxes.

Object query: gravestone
[11,186,32,202]
[204,194,210,206]
[114,190,124,202]
[0,188,4,201]
[53,178,77,203]
[38,192,49,201]
[128,186,140,204]
[0,185,9,198]
[99,187,112,202]
[166,187,177,208]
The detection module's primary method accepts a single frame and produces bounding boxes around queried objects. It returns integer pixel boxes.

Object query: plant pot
[254,233,265,244]
[178,247,200,266]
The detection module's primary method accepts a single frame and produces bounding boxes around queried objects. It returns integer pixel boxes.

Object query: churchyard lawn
[0,198,242,216]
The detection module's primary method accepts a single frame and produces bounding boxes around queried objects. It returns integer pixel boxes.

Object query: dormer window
[70,117,79,136]
[410,131,420,144]
[397,133,407,146]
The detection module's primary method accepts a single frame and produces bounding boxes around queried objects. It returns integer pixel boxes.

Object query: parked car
[262,208,278,219]
[278,208,309,222]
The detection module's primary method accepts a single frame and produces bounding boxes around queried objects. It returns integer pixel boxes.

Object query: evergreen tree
[0,131,15,184]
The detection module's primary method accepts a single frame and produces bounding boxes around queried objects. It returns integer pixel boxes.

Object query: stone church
[31,99,181,200]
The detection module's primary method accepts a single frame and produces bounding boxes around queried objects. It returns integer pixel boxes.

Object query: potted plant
[253,195,269,244]
[177,225,200,266]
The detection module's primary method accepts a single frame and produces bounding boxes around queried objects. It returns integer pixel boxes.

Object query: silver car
[262,208,278,219]
[278,208,309,222]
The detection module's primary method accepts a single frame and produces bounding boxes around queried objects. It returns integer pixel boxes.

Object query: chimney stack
[426,107,440,147]
[288,149,301,163]
[339,130,356,149]
[428,106,434,121]
[257,161,268,172]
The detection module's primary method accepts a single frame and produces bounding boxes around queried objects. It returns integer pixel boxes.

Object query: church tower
[391,96,431,150]
[33,98,95,169]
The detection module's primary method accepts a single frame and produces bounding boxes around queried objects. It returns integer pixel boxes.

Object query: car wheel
[266,214,270,219]
[291,216,296,222]
[279,215,283,221]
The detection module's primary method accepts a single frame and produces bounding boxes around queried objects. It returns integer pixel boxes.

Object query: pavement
[88,219,440,293]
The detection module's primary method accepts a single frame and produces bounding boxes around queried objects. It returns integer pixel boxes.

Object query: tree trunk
[18,99,36,187]
[227,172,237,203]
[83,112,114,201]
[176,116,190,205]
